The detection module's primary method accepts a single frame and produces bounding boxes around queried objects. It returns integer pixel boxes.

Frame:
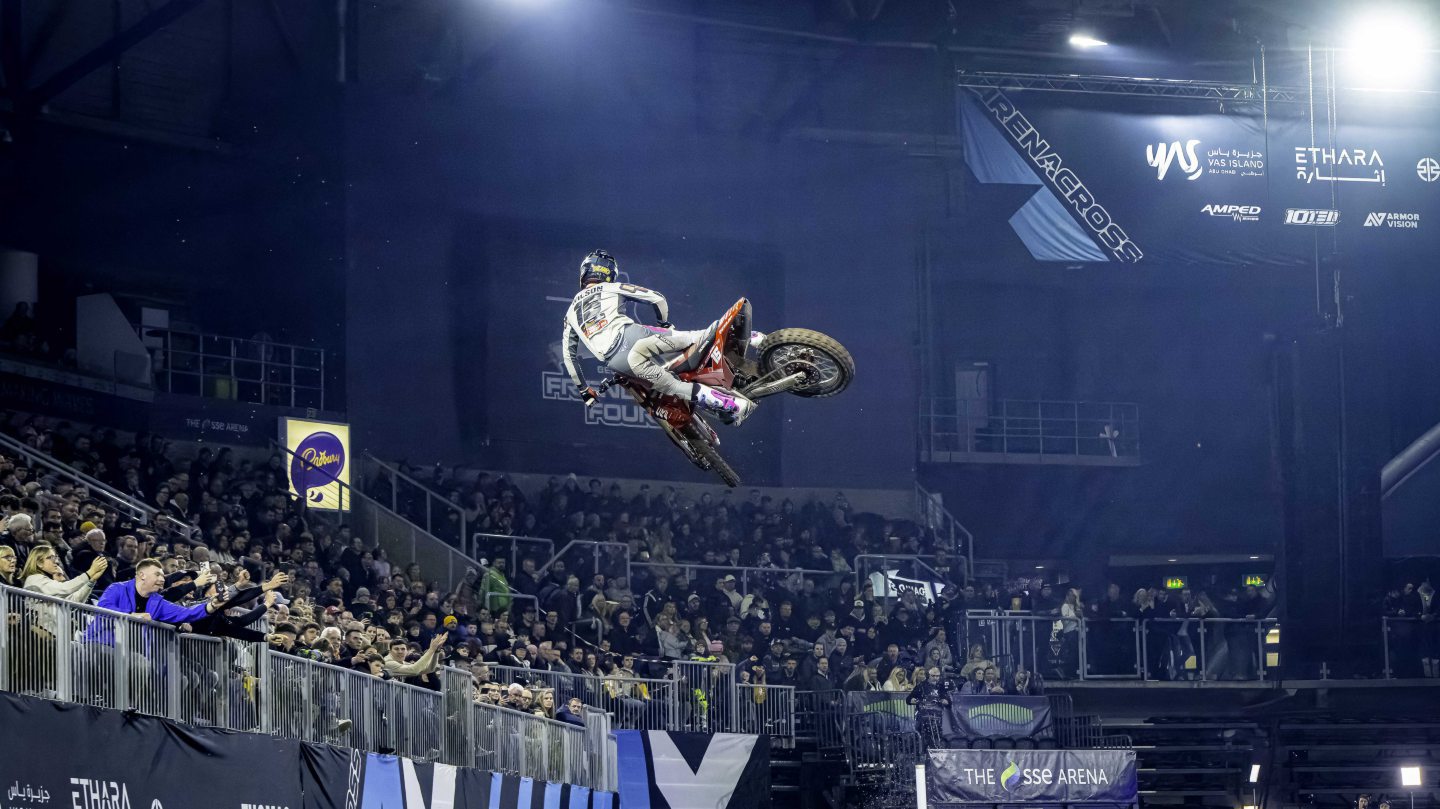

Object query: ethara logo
[1201,204,1261,222]
[1147,140,1202,181]
[69,779,132,809]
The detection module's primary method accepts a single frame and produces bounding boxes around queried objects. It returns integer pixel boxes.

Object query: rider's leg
[626,329,754,424]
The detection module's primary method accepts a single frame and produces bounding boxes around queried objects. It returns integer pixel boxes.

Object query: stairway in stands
[1102,718,1263,807]
[1278,720,1440,809]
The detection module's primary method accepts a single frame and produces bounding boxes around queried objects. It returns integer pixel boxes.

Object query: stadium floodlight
[1250,764,1262,783]
[1401,766,1422,787]
[1069,33,1108,48]
[1343,10,1429,85]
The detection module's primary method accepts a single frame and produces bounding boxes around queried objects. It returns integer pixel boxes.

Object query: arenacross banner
[614,730,771,809]
[845,692,1054,741]
[958,86,1440,268]
[281,417,351,511]
[927,749,1138,805]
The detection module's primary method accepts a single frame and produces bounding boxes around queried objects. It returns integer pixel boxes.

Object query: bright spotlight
[1344,12,1429,85]
[1069,33,1108,49]
[1400,766,1422,787]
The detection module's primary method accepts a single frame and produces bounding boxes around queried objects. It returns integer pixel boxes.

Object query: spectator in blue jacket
[85,558,220,645]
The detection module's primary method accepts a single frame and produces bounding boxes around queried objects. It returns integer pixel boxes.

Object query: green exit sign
[1244,574,1266,587]
[1165,576,1188,590]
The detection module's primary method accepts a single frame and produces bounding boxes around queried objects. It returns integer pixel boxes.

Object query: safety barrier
[957,611,1279,682]
[0,584,613,791]
[480,659,798,739]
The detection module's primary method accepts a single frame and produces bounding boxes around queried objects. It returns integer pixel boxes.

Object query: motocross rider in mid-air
[562,249,757,425]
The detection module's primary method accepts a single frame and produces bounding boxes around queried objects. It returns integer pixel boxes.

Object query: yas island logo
[1001,760,1023,792]
[1147,139,1202,181]
[292,432,345,504]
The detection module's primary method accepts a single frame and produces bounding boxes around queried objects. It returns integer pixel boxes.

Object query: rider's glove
[581,387,600,407]
[656,321,673,330]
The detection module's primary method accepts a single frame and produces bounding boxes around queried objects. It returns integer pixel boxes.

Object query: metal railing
[920,397,1141,462]
[139,326,326,409]
[1381,616,1437,679]
[482,663,682,731]
[262,648,443,761]
[471,534,555,581]
[734,683,796,737]
[363,455,471,551]
[440,666,604,788]
[796,689,846,749]
[632,561,838,598]
[537,541,632,587]
[0,430,193,537]
[957,611,1278,682]
[0,583,612,790]
[915,481,975,584]
[272,441,483,594]
[480,660,799,739]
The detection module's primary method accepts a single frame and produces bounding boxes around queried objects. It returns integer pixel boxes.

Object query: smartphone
[200,561,212,577]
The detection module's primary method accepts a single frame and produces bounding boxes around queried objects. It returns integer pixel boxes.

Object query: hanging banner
[0,692,303,809]
[949,696,1053,740]
[845,692,1052,741]
[958,85,1440,269]
[927,749,1137,805]
[281,416,351,511]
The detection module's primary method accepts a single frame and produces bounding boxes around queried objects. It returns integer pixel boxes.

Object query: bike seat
[666,323,720,374]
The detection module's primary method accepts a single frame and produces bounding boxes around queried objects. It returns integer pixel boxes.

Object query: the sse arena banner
[281,417,351,511]
[614,730,770,809]
[0,692,303,809]
[927,749,1138,805]
[958,85,1440,269]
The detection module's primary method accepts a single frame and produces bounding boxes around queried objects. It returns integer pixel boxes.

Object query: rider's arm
[618,284,670,325]
[562,320,585,389]
[562,320,601,405]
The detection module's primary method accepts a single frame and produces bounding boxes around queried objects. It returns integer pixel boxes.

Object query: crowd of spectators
[0,408,1320,754]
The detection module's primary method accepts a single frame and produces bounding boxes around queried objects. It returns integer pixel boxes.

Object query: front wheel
[684,424,742,487]
[758,328,855,398]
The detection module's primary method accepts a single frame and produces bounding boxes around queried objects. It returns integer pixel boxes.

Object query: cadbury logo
[299,447,342,468]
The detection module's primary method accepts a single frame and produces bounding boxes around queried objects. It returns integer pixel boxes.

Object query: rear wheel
[685,425,742,487]
[758,328,855,398]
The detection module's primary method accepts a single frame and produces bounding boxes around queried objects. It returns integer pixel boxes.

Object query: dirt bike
[591,298,854,487]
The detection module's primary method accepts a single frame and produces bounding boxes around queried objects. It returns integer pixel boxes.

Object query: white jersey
[562,282,670,388]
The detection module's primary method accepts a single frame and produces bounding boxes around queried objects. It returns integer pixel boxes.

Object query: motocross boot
[694,384,755,426]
